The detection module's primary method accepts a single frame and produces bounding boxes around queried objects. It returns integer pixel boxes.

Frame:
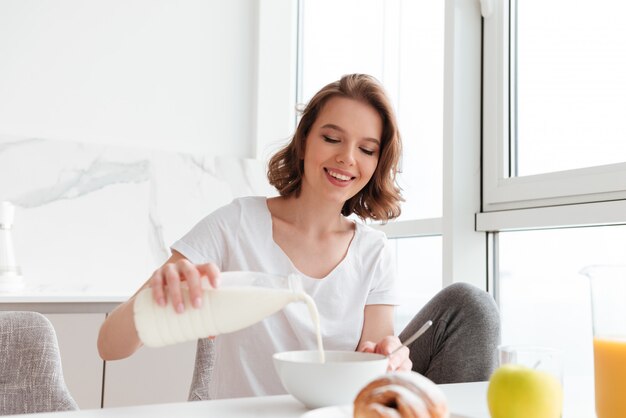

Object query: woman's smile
[324,167,356,187]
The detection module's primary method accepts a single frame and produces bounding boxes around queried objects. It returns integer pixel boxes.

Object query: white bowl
[273,350,388,409]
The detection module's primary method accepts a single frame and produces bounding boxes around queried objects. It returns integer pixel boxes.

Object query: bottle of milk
[133,271,318,348]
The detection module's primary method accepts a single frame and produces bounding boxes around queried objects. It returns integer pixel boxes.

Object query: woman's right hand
[98,252,219,360]
[149,254,221,313]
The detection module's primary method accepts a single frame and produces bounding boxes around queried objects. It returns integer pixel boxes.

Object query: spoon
[388,320,433,358]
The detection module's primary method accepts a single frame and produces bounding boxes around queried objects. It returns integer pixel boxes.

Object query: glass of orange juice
[582,265,626,418]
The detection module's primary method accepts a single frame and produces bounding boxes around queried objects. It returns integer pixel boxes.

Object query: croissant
[353,372,450,418]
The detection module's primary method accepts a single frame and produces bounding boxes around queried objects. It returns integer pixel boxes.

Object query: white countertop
[0,293,128,303]
[0,282,130,313]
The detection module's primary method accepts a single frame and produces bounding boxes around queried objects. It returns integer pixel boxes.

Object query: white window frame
[481,0,626,220]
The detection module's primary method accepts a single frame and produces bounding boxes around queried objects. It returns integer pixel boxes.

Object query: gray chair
[0,311,78,415]
[188,338,216,401]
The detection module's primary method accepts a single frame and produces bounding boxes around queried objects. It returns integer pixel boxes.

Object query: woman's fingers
[149,261,221,313]
[197,263,221,288]
[398,356,412,372]
[358,338,412,371]
[388,346,411,371]
[374,336,412,372]
[150,270,166,307]
[178,259,203,309]
[357,341,377,353]
[163,263,184,313]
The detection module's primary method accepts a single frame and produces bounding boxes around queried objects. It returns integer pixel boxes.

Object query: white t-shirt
[171,196,398,399]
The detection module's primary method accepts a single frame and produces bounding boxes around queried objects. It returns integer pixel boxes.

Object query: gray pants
[399,282,501,383]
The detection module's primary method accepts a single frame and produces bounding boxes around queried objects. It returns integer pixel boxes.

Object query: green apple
[487,364,563,418]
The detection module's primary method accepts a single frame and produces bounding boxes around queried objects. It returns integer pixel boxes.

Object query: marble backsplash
[0,136,276,296]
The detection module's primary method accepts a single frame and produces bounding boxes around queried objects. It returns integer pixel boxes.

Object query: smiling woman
[98,74,500,403]
[98,74,411,400]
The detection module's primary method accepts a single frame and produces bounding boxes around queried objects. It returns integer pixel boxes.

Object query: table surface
[9,378,597,418]
[12,382,489,418]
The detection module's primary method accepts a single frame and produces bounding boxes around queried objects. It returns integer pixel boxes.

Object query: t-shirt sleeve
[365,236,399,306]
[170,203,234,270]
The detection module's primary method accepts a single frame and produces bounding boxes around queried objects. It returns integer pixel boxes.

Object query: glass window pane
[392,236,442,332]
[300,0,443,219]
[300,0,384,103]
[397,0,444,219]
[515,0,626,176]
[498,225,626,387]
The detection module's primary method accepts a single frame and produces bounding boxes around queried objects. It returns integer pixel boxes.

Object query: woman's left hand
[358,336,412,372]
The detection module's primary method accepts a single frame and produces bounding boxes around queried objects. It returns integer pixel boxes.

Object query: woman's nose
[336,146,356,165]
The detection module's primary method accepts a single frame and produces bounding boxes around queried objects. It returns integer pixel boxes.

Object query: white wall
[0,0,298,296]
[0,0,261,157]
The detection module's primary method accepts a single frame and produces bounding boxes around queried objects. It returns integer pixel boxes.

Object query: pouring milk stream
[133,271,325,362]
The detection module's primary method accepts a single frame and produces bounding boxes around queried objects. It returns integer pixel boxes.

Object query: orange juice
[593,337,626,418]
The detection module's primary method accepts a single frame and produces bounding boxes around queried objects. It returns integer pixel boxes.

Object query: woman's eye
[323,135,340,143]
[360,148,376,156]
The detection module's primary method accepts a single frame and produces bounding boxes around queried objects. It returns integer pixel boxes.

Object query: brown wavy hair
[267,74,403,222]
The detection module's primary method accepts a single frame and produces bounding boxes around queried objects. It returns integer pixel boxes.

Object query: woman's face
[301,96,382,205]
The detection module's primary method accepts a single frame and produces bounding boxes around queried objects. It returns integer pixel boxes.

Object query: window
[514,0,626,176]
[482,0,626,213]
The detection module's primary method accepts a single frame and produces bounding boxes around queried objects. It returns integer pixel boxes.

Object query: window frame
[481,0,626,219]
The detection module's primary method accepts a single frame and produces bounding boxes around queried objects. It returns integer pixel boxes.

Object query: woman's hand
[358,305,410,371]
[98,252,219,361]
[149,256,220,313]
[358,335,412,372]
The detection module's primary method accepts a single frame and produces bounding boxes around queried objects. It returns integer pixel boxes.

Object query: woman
[98,74,500,400]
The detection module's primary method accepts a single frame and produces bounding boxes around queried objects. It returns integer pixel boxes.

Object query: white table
[13,382,490,418]
[13,378,598,418]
